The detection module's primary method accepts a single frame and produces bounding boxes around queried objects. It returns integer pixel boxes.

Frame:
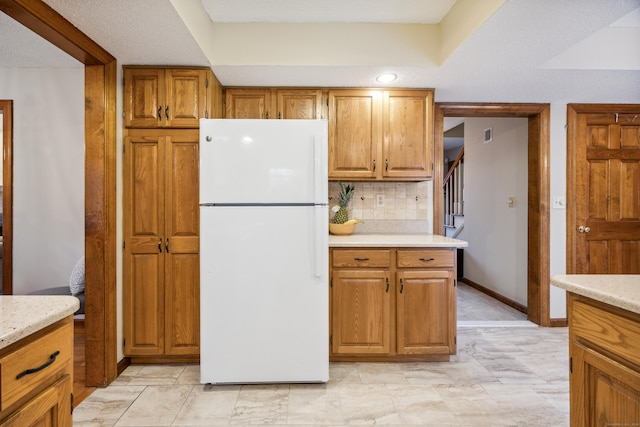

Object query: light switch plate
[553,196,566,209]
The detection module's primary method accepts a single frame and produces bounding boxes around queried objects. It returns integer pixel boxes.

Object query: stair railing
[443,147,464,232]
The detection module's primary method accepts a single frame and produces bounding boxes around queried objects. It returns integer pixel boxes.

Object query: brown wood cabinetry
[225,88,323,119]
[330,247,456,362]
[567,293,640,426]
[328,89,433,181]
[0,317,73,426]
[123,129,200,360]
[124,67,214,128]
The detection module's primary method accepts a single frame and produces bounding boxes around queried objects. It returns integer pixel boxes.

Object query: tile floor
[74,284,570,426]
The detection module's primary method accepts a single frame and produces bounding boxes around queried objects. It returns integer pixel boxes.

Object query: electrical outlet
[376,194,384,208]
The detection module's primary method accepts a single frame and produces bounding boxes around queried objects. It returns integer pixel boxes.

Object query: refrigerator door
[199,119,328,204]
[200,205,329,384]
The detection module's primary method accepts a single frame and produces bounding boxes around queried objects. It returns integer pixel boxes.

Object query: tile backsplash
[328,181,433,233]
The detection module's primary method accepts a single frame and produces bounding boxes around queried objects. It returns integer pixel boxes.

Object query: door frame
[434,103,551,326]
[1,0,118,386]
[0,100,12,295]
[566,103,640,274]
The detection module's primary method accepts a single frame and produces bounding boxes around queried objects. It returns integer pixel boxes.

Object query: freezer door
[200,205,329,384]
[199,119,328,204]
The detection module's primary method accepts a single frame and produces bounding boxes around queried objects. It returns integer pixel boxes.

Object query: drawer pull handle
[385,277,389,293]
[16,350,60,379]
[419,257,435,262]
[400,278,404,293]
[354,257,369,261]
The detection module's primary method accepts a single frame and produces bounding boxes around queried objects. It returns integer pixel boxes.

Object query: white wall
[462,117,529,306]
[549,103,568,318]
[0,67,84,294]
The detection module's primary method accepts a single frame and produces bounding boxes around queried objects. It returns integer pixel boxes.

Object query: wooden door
[123,132,165,355]
[569,105,640,273]
[383,90,433,179]
[123,68,164,128]
[225,89,274,119]
[331,269,390,354]
[277,89,323,119]
[396,270,454,355]
[164,69,207,128]
[328,90,381,179]
[163,130,200,355]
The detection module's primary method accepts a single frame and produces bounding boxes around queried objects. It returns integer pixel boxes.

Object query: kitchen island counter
[552,274,640,426]
[551,274,640,315]
[329,233,468,248]
[0,295,79,350]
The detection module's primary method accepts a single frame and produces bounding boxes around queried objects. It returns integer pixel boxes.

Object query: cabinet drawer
[0,320,72,411]
[396,249,455,268]
[571,297,640,367]
[332,250,390,268]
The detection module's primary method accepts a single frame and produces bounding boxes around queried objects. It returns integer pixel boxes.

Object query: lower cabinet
[0,317,73,426]
[568,293,640,427]
[330,247,457,362]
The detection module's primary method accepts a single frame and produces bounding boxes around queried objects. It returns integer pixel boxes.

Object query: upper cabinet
[329,89,434,181]
[124,67,215,128]
[328,89,382,180]
[225,88,323,119]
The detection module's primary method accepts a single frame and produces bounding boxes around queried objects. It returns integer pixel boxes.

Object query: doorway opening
[434,103,551,326]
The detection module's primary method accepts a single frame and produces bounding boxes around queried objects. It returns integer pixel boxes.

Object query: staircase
[443,147,464,238]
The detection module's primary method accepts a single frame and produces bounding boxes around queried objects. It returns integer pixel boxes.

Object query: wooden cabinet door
[396,270,455,355]
[331,269,390,354]
[328,90,381,179]
[225,89,274,119]
[123,132,165,356]
[277,89,323,119]
[124,68,164,128]
[572,110,640,274]
[383,90,433,179]
[570,343,640,427]
[164,69,207,128]
[1,375,71,427]
[164,131,200,355]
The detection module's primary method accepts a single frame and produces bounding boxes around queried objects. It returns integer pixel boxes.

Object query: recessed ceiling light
[376,73,397,83]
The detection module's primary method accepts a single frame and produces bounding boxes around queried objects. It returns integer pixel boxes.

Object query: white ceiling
[1,0,639,103]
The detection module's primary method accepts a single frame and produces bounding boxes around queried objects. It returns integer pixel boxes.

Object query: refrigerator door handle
[314,208,327,279]
[314,135,323,202]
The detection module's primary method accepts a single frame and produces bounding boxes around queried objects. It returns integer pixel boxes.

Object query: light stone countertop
[329,233,468,248]
[551,274,640,315]
[0,295,79,350]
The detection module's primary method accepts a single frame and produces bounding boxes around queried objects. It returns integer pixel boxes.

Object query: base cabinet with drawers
[567,292,640,427]
[0,317,73,426]
[330,247,457,362]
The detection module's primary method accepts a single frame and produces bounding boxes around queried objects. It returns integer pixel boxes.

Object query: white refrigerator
[199,119,329,384]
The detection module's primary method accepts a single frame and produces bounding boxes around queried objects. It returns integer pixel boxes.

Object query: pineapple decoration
[332,182,355,224]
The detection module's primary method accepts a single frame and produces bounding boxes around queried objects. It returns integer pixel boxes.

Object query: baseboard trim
[117,357,131,376]
[549,318,568,327]
[459,278,528,314]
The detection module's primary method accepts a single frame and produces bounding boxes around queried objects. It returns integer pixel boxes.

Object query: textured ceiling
[1,0,639,103]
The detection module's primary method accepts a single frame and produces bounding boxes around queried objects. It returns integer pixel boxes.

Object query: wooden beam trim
[0,0,114,65]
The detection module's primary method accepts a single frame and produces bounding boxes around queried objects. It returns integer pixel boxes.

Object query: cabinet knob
[373,159,376,172]
[165,106,169,120]
[578,226,591,233]
[400,278,404,293]
[385,159,389,171]
[385,278,389,293]
[158,106,163,121]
